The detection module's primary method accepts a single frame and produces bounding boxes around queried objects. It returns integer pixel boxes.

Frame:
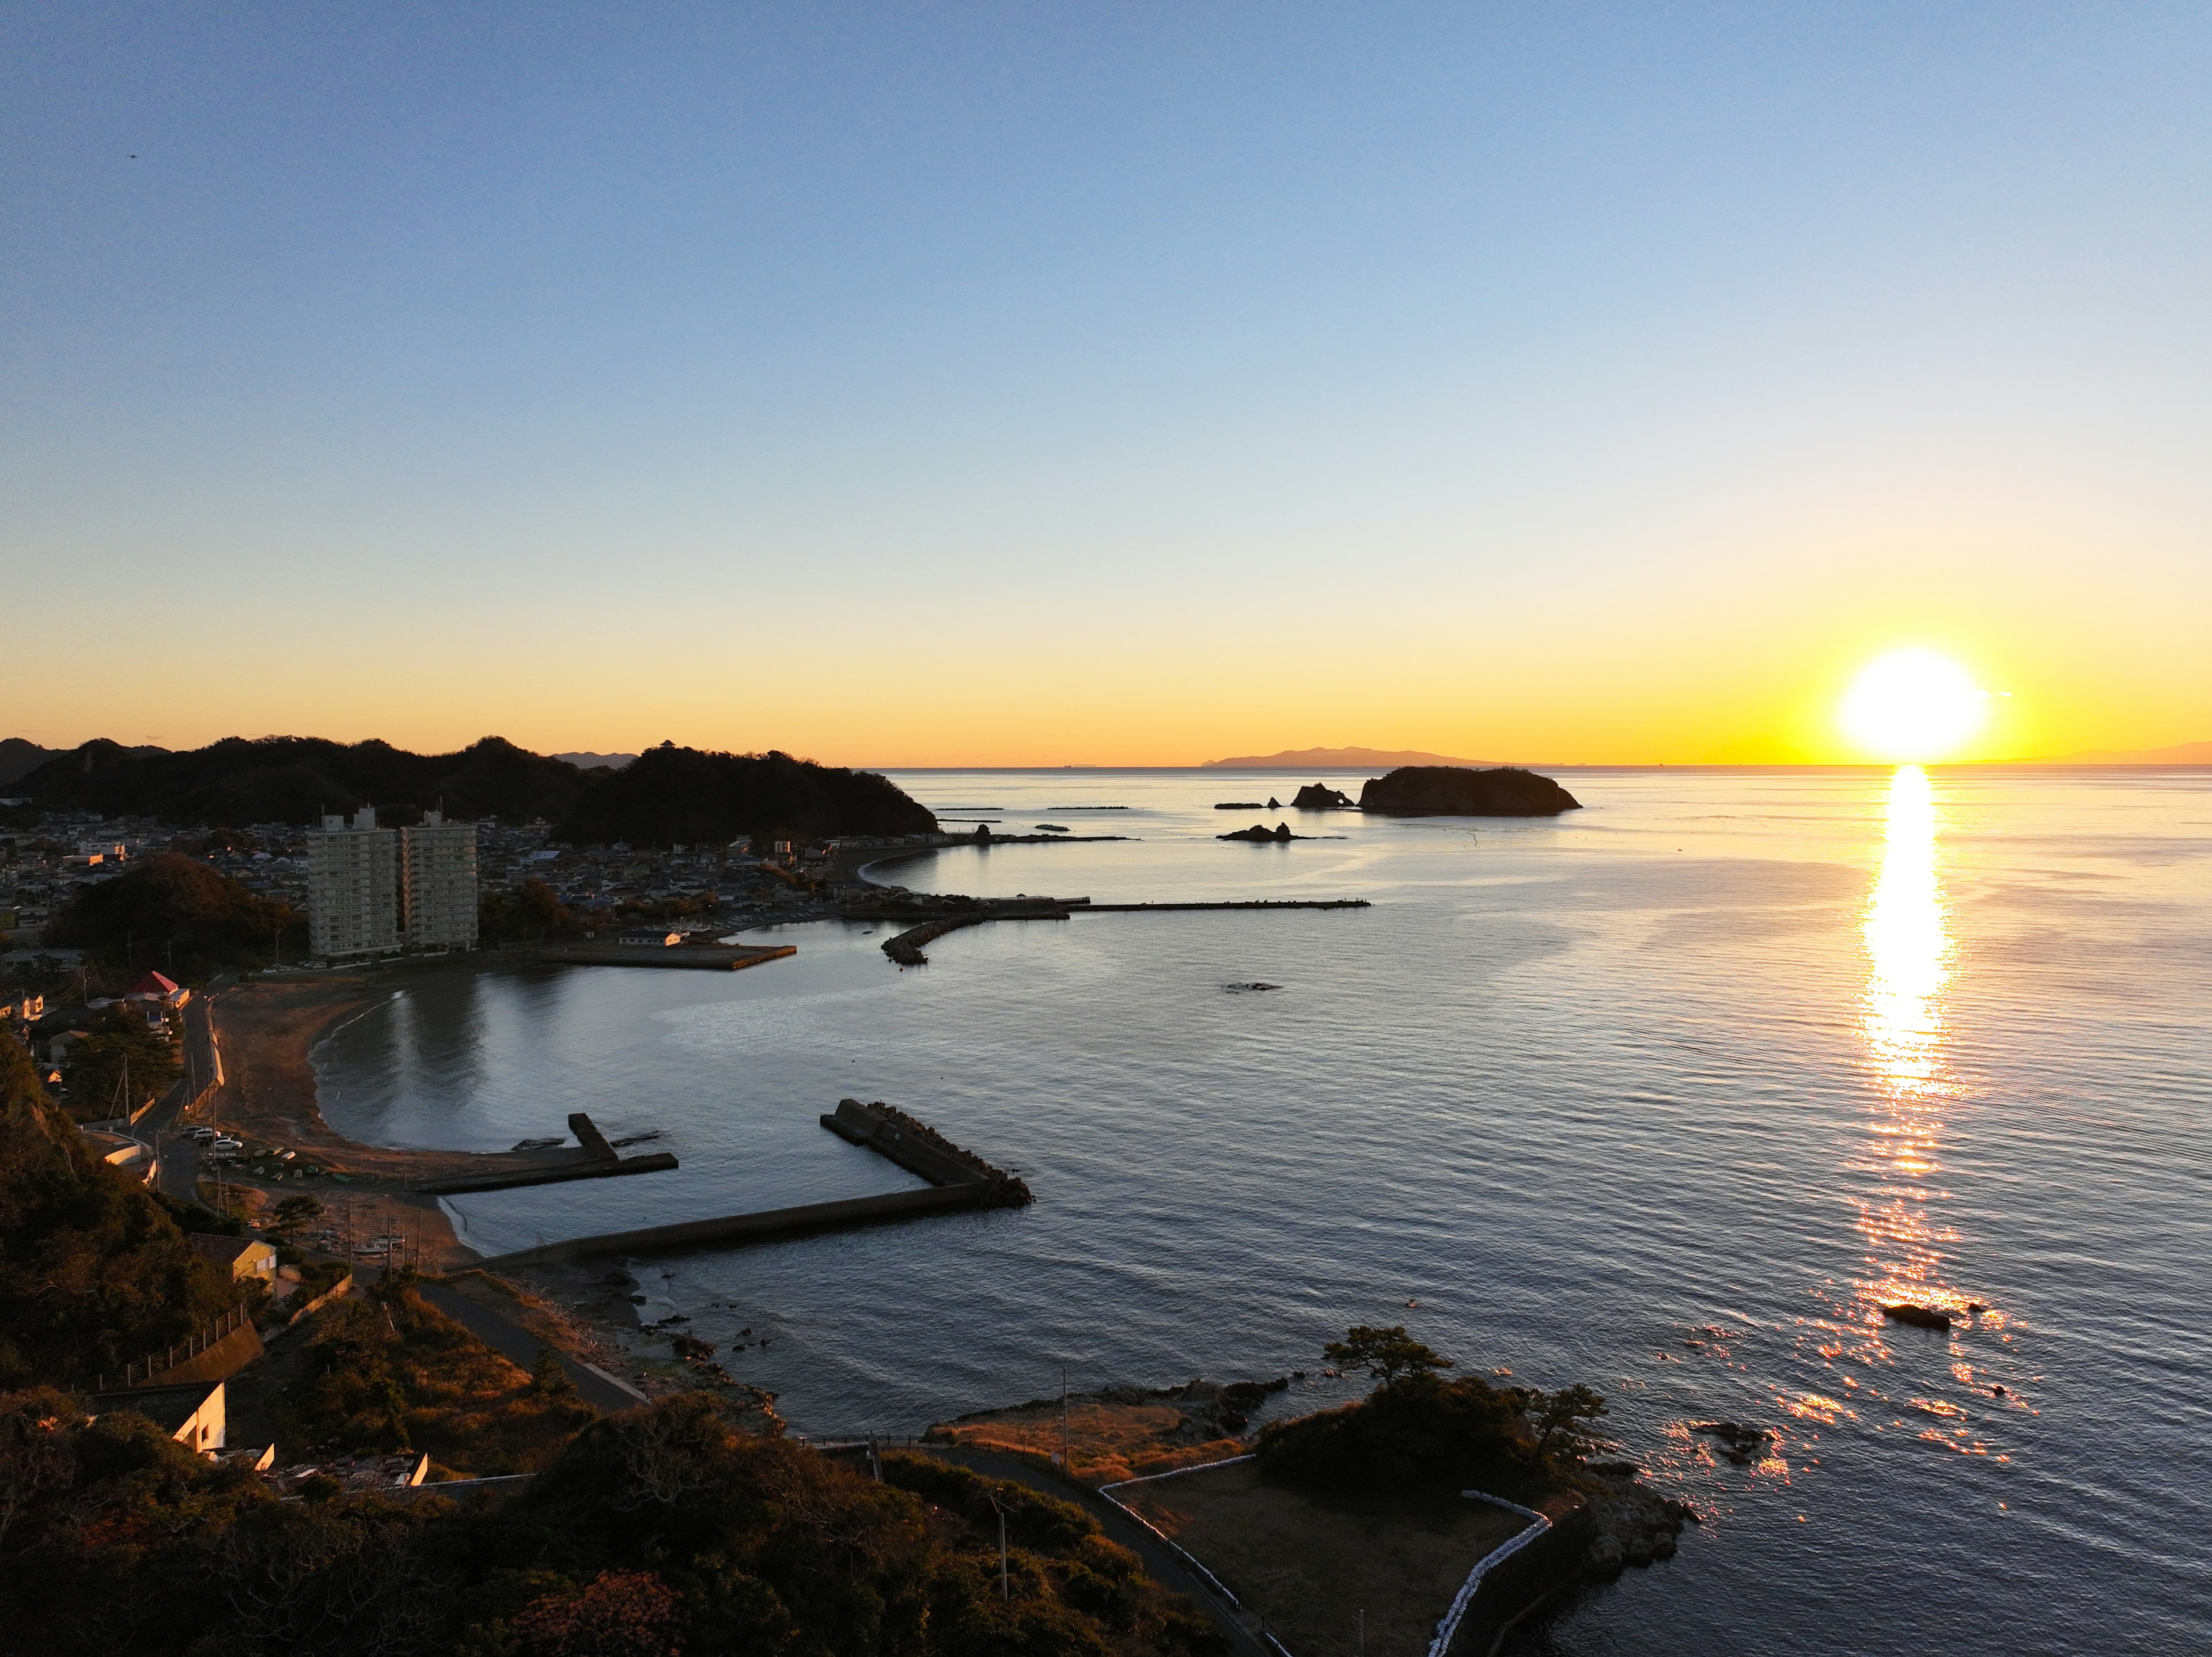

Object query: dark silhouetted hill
[0,1034,237,1388]
[1359,765,1581,816]
[16,735,593,825]
[0,738,62,786]
[45,853,305,981]
[553,750,638,770]
[554,744,937,847]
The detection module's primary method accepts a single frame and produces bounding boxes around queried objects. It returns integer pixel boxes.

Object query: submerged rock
[1358,765,1581,817]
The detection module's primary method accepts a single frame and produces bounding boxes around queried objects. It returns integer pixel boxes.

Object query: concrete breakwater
[530,942,798,972]
[473,1100,1029,1268]
[820,1097,1032,1204]
[881,900,1070,965]
[881,897,1370,964]
[414,1112,680,1195]
[473,1184,993,1268]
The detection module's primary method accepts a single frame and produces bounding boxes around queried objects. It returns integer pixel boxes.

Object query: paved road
[151,991,225,1203]
[415,1282,647,1416]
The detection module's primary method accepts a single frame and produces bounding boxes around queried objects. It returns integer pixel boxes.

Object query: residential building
[88,1380,226,1453]
[126,970,190,1010]
[306,806,397,957]
[399,810,478,948]
[189,1233,278,1283]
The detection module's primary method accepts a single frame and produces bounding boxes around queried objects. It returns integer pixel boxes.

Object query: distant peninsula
[1205,745,1504,769]
[1361,765,1581,817]
[2022,739,2212,764]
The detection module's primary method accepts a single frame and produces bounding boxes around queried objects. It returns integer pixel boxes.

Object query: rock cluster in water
[1578,1463,1698,1574]
[1358,765,1581,817]
[1218,822,1309,842]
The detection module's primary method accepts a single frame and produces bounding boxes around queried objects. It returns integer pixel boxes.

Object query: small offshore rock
[1881,1302,1952,1330]
[1292,783,1357,809]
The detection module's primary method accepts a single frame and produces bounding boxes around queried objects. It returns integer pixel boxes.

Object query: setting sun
[1840,650,1991,761]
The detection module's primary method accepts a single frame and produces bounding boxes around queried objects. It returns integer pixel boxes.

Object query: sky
[5,3,2209,765]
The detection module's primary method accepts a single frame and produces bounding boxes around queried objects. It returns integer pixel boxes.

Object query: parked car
[211,1136,244,1153]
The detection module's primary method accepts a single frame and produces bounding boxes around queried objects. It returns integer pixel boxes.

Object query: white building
[306,806,398,958]
[400,810,479,948]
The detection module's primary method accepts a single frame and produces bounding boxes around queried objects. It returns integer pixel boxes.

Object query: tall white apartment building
[400,810,479,948]
[306,807,399,958]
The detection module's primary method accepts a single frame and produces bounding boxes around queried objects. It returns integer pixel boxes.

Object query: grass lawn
[1115,1459,1529,1657]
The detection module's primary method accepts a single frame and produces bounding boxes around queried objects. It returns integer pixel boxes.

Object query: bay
[313,766,2212,1655]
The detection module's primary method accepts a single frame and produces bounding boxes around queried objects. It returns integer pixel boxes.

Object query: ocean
[313,765,2212,1655]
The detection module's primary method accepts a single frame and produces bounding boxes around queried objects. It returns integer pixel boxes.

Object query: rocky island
[1292,783,1357,808]
[1217,822,1313,842]
[1359,764,1582,817]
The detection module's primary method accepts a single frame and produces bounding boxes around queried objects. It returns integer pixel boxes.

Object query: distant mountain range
[2024,740,2212,764]
[1203,745,1504,769]
[554,752,638,771]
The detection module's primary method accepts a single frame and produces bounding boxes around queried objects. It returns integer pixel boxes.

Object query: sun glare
[1839,650,1989,761]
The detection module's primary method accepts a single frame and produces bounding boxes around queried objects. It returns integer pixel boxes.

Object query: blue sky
[6,4,2209,761]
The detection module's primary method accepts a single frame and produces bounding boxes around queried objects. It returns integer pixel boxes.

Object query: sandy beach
[207,969,638,1271]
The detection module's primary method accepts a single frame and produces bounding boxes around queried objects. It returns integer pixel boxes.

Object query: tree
[1530,1383,1612,1461]
[1322,1325,1454,1387]
[269,1195,325,1242]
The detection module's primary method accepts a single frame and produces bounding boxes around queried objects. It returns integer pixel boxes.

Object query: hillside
[1206,745,1505,768]
[554,744,937,847]
[16,735,593,825]
[0,1033,237,1388]
[45,852,306,981]
[0,738,60,786]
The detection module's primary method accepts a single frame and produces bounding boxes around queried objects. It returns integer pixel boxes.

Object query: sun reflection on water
[1851,765,1966,1326]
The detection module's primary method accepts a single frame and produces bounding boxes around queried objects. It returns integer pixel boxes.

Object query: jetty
[474,1099,1025,1268]
[880,896,1370,964]
[529,941,797,972]
[414,1113,680,1195]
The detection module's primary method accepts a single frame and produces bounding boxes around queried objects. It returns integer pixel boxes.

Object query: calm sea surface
[315,767,2212,1655]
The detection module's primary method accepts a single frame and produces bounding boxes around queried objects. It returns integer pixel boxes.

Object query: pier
[413,1112,680,1195]
[529,941,797,971]
[473,1100,1026,1268]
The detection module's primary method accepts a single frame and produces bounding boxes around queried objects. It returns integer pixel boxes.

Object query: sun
[1839,650,1990,761]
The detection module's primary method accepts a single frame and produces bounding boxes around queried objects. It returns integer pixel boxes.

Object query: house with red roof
[124,971,190,1010]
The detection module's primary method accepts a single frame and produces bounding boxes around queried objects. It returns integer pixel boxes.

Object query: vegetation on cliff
[1257,1326,1609,1500]
[16,735,593,826]
[554,743,937,848]
[274,1276,598,1476]
[0,1385,1229,1657]
[0,1036,236,1389]
[45,852,306,982]
[1357,765,1581,817]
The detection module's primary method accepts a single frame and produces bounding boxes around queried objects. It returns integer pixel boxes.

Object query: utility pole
[988,1493,1009,1602]
[1061,1366,1070,1472]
